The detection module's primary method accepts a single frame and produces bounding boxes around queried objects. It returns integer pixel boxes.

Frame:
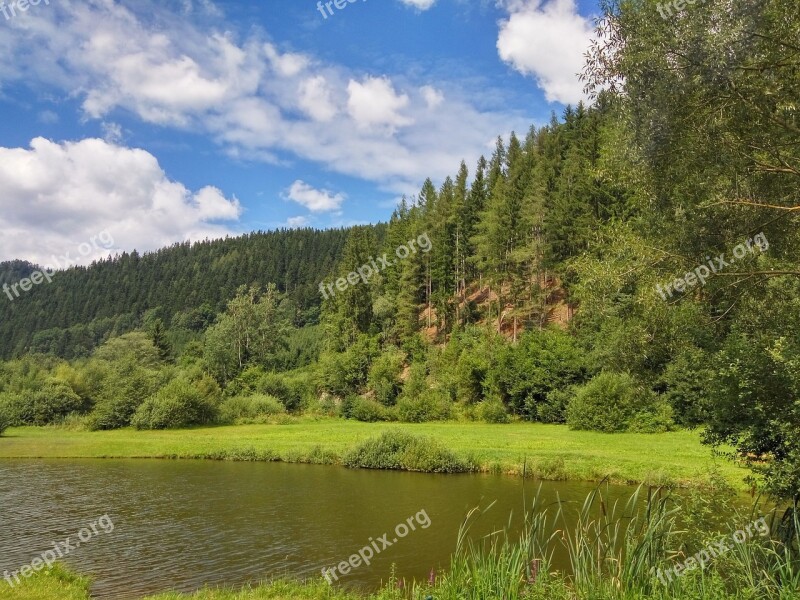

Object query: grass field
[0,419,747,488]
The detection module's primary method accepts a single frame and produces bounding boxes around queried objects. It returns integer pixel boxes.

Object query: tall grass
[377,485,800,600]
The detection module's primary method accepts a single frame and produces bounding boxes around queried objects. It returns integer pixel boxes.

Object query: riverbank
[0,420,746,488]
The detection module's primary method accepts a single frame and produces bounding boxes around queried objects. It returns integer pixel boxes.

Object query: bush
[628,401,676,433]
[0,391,29,426]
[537,387,576,424]
[478,399,510,423]
[367,348,405,406]
[317,335,380,397]
[257,372,309,412]
[396,389,452,422]
[87,363,164,430]
[661,348,712,426]
[26,381,83,425]
[343,431,475,473]
[0,404,10,436]
[218,394,286,424]
[567,372,655,433]
[132,378,218,430]
[342,396,391,422]
[488,328,587,420]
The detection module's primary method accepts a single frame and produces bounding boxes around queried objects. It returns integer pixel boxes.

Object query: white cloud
[286,180,345,213]
[286,216,309,228]
[497,0,595,105]
[264,43,309,77]
[421,85,444,109]
[0,137,241,266]
[347,76,412,131]
[0,1,531,194]
[399,0,437,9]
[298,76,337,122]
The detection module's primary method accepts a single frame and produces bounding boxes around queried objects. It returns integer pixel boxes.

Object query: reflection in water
[0,459,636,599]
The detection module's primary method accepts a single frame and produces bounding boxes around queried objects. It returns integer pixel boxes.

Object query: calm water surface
[0,460,643,599]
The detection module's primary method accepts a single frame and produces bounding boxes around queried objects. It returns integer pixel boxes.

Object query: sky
[0,0,601,267]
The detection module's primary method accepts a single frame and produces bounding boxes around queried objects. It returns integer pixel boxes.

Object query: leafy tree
[204,284,290,383]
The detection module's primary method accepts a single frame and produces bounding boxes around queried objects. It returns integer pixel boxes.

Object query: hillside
[0,228,355,358]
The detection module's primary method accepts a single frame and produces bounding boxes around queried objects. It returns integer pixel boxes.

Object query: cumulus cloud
[497,0,595,105]
[0,137,241,266]
[285,216,309,228]
[286,181,345,213]
[298,76,337,122]
[399,0,437,9]
[421,85,444,109]
[0,0,530,194]
[347,76,413,131]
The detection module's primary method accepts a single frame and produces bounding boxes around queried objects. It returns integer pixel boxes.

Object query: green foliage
[397,389,452,423]
[203,285,290,383]
[0,391,29,425]
[477,399,510,424]
[660,348,713,427]
[0,402,9,436]
[132,378,218,430]
[343,430,475,473]
[148,318,173,362]
[0,229,349,359]
[258,372,312,413]
[627,401,676,434]
[218,394,286,425]
[490,328,587,419]
[567,372,655,433]
[317,334,379,397]
[537,387,576,424]
[85,333,167,430]
[367,347,406,406]
[341,396,392,422]
[25,380,83,426]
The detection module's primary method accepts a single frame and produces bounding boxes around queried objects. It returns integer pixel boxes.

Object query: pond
[0,460,666,599]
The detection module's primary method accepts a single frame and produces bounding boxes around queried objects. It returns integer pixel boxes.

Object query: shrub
[537,387,576,424]
[257,372,309,412]
[367,348,405,406]
[0,391,30,426]
[218,394,286,424]
[396,389,452,423]
[0,404,10,436]
[661,347,713,426]
[317,335,380,397]
[488,328,587,420]
[26,381,83,425]
[628,400,676,433]
[478,399,510,423]
[87,364,164,430]
[342,396,391,422]
[567,372,654,433]
[132,378,218,430]
[455,351,489,404]
[343,431,475,473]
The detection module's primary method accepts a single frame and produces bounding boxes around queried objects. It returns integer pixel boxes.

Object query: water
[0,459,647,598]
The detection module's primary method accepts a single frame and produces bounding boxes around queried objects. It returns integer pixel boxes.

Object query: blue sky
[0,0,601,266]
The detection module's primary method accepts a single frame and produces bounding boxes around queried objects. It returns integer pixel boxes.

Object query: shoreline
[0,420,747,489]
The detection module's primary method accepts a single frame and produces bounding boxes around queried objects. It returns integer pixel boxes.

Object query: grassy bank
[0,419,746,488]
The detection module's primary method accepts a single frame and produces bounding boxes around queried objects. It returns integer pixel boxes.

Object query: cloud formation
[497,0,595,105]
[0,0,529,195]
[286,181,345,213]
[398,0,437,9]
[0,138,241,265]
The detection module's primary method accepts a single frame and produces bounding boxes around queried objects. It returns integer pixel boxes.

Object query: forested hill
[0,228,357,359]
